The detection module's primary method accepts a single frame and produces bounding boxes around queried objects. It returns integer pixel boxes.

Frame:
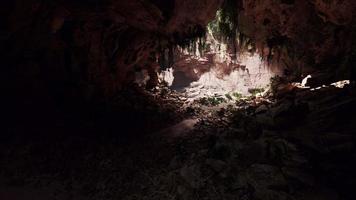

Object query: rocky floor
[1,85,356,200]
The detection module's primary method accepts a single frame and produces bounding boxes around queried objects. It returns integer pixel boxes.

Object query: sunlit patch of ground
[292,75,351,91]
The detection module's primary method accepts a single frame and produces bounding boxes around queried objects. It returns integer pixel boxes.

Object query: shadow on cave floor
[1,83,356,200]
[170,70,198,92]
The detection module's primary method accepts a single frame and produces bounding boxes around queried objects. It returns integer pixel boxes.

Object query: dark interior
[1,0,356,199]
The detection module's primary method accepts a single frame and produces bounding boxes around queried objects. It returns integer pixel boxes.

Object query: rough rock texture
[2,84,355,200]
[1,1,356,200]
[238,0,356,84]
[3,0,356,103]
[2,0,223,102]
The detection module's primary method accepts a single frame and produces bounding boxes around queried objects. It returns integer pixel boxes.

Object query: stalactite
[198,36,207,57]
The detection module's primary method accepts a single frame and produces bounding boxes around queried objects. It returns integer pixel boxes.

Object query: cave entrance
[157,15,280,103]
[159,52,277,101]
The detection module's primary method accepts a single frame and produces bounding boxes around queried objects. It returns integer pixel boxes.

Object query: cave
[1,0,356,199]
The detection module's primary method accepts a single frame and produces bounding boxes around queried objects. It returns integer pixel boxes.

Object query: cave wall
[2,0,223,105]
[238,0,356,84]
[2,0,355,106]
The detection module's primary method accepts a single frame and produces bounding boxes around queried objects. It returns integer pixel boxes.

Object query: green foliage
[232,92,242,99]
[225,93,233,100]
[210,96,226,105]
[207,0,238,42]
[198,96,226,106]
[248,88,265,96]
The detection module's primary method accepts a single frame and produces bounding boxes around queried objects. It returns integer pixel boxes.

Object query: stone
[179,165,203,189]
[255,104,268,114]
[282,167,315,186]
[169,156,183,169]
[270,101,294,118]
[205,158,227,172]
[256,113,275,128]
[240,117,263,140]
[254,189,293,200]
[177,185,193,200]
[266,138,299,165]
[238,139,267,165]
[247,164,287,189]
[211,142,231,161]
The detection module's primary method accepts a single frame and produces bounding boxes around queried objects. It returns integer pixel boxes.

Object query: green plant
[198,96,226,106]
[225,93,233,100]
[232,92,242,99]
[207,0,238,41]
[248,88,265,96]
[208,96,226,106]
[198,97,209,105]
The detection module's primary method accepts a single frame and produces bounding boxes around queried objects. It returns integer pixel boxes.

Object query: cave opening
[1,0,356,200]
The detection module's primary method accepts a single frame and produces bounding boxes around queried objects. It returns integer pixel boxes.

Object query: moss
[198,96,226,106]
[232,92,242,99]
[248,88,265,96]
[225,93,233,100]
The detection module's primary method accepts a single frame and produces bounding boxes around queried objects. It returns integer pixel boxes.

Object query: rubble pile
[0,81,355,200]
[131,82,356,200]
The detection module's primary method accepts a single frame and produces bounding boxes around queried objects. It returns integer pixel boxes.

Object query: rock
[231,177,255,200]
[328,142,354,154]
[225,128,246,139]
[169,156,183,169]
[211,142,231,161]
[247,164,287,189]
[283,153,309,167]
[256,113,275,128]
[270,100,310,129]
[266,139,298,165]
[254,189,292,200]
[262,130,278,137]
[179,165,203,189]
[282,167,315,186]
[205,158,227,172]
[177,185,193,200]
[231,174,249,190]
[255,104,268,114]
[238,139,267,165]
[240,117,263,140]
[301,187,340,200]
[270,101,294,118]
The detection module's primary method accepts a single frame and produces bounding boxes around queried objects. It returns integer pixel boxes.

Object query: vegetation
[198,95,227,106]
[248,88,265,96]
[174,0,256,58]
[206,0,259,59]
[225,93,233,100]
[207,0,238,42]
[232,92,242,99]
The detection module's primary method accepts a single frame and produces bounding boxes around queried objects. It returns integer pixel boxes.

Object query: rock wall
[161,43,278,98]
[2,0,223,104]
[2,0,355,104]
[238,0,356,84]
